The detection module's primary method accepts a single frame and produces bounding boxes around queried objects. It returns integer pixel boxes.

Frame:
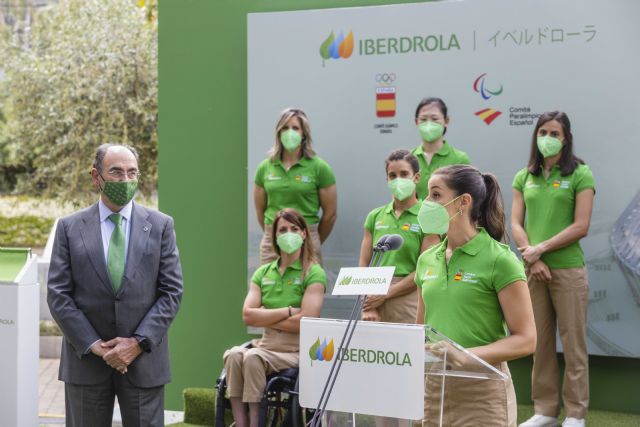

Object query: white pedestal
[0,255,39,427]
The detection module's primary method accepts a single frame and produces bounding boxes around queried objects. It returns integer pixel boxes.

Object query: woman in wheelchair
[223,208,326,427]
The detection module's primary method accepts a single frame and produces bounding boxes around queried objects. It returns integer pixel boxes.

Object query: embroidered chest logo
[262,278,276,285]
[423,269,439,280]
[294,175,312,183]
[267,173,282,181]
[525,182,540,189]
[375,220,390,230]
[453,270,478,284]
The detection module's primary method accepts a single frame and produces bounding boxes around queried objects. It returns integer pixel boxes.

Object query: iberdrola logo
[339,275,352,286]
[309,337,335,364]
[319,30,354,66]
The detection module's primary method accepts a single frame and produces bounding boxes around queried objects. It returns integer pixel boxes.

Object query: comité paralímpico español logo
[473,73,503,125]
[319,30,354,65]
[309,337,335,363]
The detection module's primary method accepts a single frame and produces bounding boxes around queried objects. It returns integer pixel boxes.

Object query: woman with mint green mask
[415,165,536,426]
[254,108,337,265]
[358,149,436,427]
[224,208,326,427]
[512,112,595,427]
[410,97,471,200]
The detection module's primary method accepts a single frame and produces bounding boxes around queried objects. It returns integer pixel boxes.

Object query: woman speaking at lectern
[414,165,536,426]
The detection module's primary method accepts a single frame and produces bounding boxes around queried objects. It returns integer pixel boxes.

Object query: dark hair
[414,97,448,135]
[527,111,584,176]
[432,165,507,242]
[271,208,318,277]
[93,143,139,172]
[385,149,420,174]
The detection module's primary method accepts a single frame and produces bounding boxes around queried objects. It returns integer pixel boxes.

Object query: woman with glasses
[254,108,337,264]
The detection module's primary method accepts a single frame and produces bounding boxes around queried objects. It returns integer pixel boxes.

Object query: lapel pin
[143,226,150,232]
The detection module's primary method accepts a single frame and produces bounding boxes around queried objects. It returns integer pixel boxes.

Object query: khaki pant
[528,266,589,419]
[223,328,299,403]
[423,362,517,427]
[365,277,419,427]
[260,223,323,265]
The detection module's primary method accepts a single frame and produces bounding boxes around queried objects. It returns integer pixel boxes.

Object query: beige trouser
[260,223,323,265]
[365,277,419,427]
[423,361,517,427]
[528,266,589,419]
[223,328,299,403]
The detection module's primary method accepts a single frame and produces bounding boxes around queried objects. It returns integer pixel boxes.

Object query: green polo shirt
[364,201,425,276]
[512,164,595,269]
[255,156,336,225]
[251,259,327,309]
[414,228,526,348]
[411,141,470,200]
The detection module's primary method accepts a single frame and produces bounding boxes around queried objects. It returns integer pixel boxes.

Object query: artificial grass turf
[167,389,640,426]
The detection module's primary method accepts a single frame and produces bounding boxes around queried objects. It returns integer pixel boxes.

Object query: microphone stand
[309,245,388,427]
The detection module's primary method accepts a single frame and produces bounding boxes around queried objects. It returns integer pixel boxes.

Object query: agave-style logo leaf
[340,275,352,286]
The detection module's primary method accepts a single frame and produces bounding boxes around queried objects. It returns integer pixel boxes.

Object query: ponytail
[432,165,508,243]
[480,173,506,242]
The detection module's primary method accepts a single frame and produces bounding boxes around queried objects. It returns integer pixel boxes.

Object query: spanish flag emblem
[553,180,560,188]
[402,223,410,231]
[454,271,462,281]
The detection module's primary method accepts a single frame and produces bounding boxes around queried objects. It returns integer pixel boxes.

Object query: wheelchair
[215,342,317,427]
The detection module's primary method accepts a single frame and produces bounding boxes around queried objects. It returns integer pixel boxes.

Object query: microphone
[374,235,390,251]
[380,234,404,252]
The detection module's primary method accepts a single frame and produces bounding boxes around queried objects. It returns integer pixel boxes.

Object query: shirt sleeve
[512,169,526,192]
[363,208,378,233]
[574,165,596,194]
[460,151,471,165]
[254,159,268,187]
[492,250,527,292]
[315,157,336,188]
[303,264,327,291]
[250,264,268,287]
[414,253,426,288]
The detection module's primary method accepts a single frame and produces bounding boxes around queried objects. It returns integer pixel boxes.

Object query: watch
[137,336,151,353]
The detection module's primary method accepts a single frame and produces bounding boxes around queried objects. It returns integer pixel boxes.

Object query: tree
[0,0,157,204]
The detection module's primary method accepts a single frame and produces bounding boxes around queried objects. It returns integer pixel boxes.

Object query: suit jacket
[47,201,184,387]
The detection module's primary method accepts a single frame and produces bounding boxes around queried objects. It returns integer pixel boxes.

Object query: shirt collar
[269,258,302,273]
[98,198,133,224]
[384,200,421,216]
[414,140,450,158]
[441,228,489,257]
[273,156,309,168]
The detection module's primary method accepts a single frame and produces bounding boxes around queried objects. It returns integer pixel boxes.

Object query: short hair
[93,144,139,172]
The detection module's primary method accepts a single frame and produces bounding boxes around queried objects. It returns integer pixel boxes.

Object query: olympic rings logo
[375,73,396,84]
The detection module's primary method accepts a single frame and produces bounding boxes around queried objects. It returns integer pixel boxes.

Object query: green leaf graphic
[309,337,321,360]
[319,32,335,60]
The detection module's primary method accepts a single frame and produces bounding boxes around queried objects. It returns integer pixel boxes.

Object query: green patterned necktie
[107,213,125,292]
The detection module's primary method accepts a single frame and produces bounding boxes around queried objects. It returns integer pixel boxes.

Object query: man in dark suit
[47,144,184,427]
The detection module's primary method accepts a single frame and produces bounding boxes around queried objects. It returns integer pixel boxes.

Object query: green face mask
[100,177,138,207]
[537,135,563,158]
[418,121,445,143]
[280,129,302,152]
[417,195,462,235]
[388,178,416,201]
[277,232,304,254]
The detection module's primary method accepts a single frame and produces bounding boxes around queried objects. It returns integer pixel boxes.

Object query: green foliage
[40,320,63,336]
[182,388,217,426]
[0,0,157,204]
[0,215,54,247]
